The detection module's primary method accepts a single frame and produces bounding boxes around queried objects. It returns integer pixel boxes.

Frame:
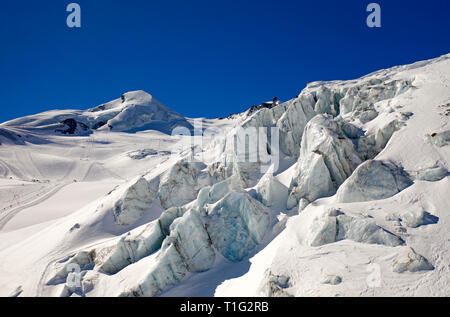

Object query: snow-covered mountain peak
[88,90,159,113]
[1,90,192,136]
[0,54,449,298]
[85,90,192,133]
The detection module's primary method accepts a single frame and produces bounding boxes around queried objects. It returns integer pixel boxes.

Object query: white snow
[3,180,121,231]
[0,53,449,297]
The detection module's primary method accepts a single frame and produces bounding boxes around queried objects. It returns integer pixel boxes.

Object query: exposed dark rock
[92,121,107,129]
[55,118,90,135]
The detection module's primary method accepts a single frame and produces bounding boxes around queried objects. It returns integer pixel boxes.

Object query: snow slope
[0,54,449,297]
[1,90,192,135]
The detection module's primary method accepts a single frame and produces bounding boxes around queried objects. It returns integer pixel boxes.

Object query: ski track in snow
[0,182,68,231]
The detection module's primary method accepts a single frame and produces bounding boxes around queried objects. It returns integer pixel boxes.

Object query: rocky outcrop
[55,118,90,135]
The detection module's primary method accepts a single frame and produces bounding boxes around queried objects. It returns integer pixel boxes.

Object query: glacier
[0,53,449,297]
[204,191,271,262]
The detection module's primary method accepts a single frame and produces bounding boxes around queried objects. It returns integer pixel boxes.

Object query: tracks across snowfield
[0,182,68,231]
[0,183,49,211]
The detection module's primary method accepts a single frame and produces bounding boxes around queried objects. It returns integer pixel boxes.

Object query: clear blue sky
[1,0,449,122]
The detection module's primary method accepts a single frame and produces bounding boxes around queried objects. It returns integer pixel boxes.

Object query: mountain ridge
[1,90,193,136]
[0,53,449,297]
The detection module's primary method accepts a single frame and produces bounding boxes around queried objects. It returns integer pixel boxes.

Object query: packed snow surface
[0,54,449,297]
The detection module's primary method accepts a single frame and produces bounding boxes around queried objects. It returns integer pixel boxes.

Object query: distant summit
[1,90,193,136]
